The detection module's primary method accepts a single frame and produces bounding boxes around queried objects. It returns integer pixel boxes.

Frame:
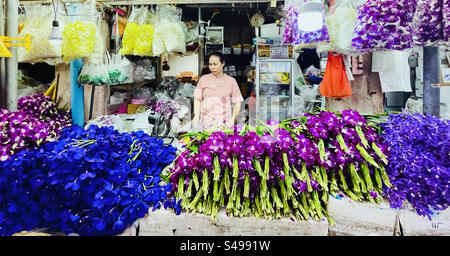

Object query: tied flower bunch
[280,109,392,204]
[380,112,450,219]
[170,127,333,224]
[168,109,392,224]
[0,94,71,161]
[351,0,416,51]
[0,125,178,236]
[147,99,178,120]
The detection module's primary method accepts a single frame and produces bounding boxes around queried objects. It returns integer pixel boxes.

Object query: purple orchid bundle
[412,0,446,46]
[351,0,416,51]
[0,94,71,161]
[444,0,450,41]
[168,109,392,223]
[169,127,332,223]
[380,112,450,219]
[281,109,392,203]
[284,1,330,48]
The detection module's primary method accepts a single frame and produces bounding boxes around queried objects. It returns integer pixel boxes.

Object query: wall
[167,53,199,77]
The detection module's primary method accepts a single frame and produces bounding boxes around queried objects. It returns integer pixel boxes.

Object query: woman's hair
[209,52,224,63]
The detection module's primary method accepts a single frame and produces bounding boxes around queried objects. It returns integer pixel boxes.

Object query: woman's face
[208,55,224,75]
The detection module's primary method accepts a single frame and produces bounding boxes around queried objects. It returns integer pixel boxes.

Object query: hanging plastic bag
[287,0,330,50]
[62,1,97,62]
[316,0,362,55]
[412,0,446,46]
[319,52,352,98]
[134,9,155,56]
[108,53,133,85]
[18,4,67,64]
[86,18,106,64]
[153,5,186,55]
[120,7,155,56]
[119,7,143,55]
[77,54,110,86]
[351,0,416,52]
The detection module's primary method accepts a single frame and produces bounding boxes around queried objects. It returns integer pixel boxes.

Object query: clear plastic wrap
[316,0,362,55]
[77,57,111,86]
[18,4,67,64]
[176,82,195,98]
[107,53,133,85]
[153,5,186,55]
[85,115,126,133]
[412,0,446,46]
[119,7,141,55]
[284,1,330,49]
[351,0,416,52]
[62,2,97,62]
[120,7,155,56]
[86,20,106,64]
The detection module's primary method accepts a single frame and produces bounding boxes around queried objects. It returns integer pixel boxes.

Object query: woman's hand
[226,118,235,128]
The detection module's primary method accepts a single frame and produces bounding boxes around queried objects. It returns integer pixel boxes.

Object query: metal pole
[70,59,85,127]
[423,46,440,117]
[198,6,203,76]
[5,0,18,111]
[0,0,5,108]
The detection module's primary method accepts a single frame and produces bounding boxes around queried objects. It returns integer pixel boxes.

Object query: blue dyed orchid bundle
[380,112,450,219]
[351,0,416,51]
[0,125,178,236]
[169,109,392,224]
[0,94,71,161]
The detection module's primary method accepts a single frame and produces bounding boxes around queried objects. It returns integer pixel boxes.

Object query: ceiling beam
[19,0,279,5]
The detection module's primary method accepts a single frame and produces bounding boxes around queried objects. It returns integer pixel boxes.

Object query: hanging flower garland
[412,0,445,46]
[351,0,416,51]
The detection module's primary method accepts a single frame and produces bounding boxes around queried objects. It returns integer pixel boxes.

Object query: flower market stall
[0,0,449,237]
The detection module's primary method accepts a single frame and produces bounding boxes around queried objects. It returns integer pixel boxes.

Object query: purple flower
[381,111,450,218]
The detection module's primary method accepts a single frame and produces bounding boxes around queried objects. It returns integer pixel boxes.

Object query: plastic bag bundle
[86,21,106,64]
[153,5,186,55]
[119,11,139,55]
[133,59,155,82]
[77,57,111,86]
[184,22,199,44]
[284,0,329,49]
[62,21,96,62]
[134,10,155,56]
[107,53,133,85]
[134,23,155,55]
[316,0,362,55]
[351,0,416,52]
[18,4,67,64]
[120,7,155,56]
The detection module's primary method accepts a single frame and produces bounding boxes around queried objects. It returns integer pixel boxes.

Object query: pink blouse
[193,74,244,130]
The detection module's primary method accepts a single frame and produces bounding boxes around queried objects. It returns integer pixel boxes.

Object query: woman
[192,52,244,131]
